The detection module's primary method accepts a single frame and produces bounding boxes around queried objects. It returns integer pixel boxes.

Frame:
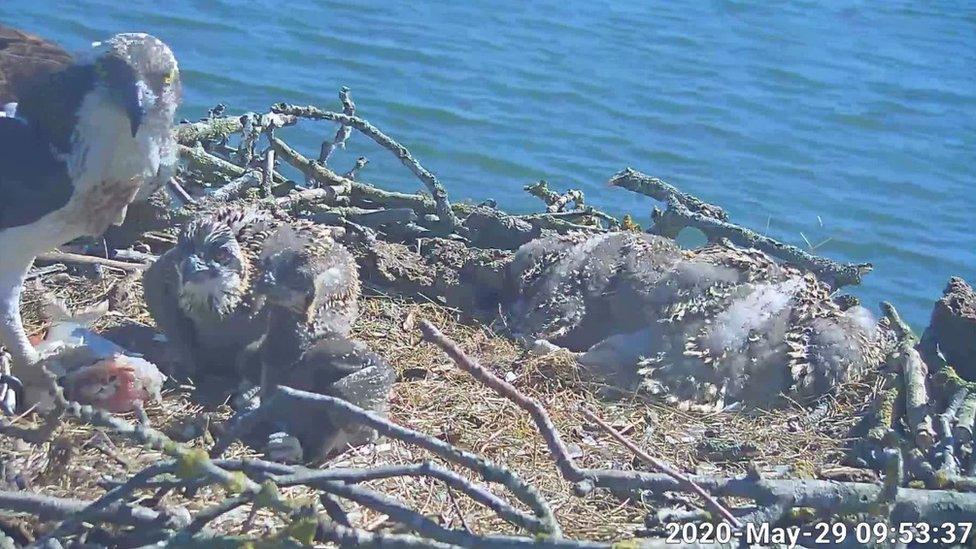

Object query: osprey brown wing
[0,25,73,104]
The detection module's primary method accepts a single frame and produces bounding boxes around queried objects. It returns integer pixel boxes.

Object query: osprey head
[93,33,180,136]
[255,249,322,315]
[175,219,249,317]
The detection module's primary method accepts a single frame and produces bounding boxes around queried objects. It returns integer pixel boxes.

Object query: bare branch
[271,102,466,237]
[36,251,148,271]
[344,156,369,180]
[208,170,263,201]
[319,86,357,164]
[610,168,872,288]
[0,490,161,528]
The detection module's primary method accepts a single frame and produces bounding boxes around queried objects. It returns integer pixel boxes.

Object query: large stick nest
[1,89,973,547]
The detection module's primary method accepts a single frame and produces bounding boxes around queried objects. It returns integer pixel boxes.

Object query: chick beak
[180,256,209,282]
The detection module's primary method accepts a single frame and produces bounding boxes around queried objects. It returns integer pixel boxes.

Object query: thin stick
[36,252,148,271]
[25,264,67,281]
[580,407,742,528]
[167,177,196,205]
[418,320,582,484]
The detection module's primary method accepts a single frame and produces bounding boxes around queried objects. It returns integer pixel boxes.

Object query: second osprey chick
[241,220,363,391]
[238,226,393,462]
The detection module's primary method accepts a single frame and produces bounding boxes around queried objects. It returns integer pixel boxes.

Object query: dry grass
[0,268,881,542]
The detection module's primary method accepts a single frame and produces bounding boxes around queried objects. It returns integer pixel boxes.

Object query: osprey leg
[0,259,40,368]
[0,259,57,412]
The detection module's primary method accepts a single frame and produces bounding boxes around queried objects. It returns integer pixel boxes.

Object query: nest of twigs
[0,267,880,544]
[2,87,974,547]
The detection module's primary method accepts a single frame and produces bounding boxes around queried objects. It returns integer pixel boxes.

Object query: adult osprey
[0,26,181,397]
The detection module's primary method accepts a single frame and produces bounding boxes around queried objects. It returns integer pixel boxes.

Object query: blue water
[3,1,974,328]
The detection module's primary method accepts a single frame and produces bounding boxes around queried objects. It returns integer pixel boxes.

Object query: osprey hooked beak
[126,80,153,137]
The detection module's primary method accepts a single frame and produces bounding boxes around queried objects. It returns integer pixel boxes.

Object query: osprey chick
[143,205,275,377]
[241,236,390,462]
[0,28,180,394]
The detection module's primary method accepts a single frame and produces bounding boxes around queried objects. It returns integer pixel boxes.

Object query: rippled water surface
[4,1,974,327]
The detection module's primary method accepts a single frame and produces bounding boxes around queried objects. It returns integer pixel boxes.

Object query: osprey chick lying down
[0,27,180,400]
[509,232,889,409]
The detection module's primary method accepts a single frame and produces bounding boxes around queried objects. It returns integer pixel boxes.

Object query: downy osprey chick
[143,205,276,377]
[240,226,391,462]
[0,29,180,396]
[238,219,363,389]
[511,232,886,409]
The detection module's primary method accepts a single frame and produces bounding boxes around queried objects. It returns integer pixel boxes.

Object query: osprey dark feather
[0,27,180,397]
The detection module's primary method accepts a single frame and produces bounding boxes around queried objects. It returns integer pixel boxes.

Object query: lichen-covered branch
[609,168,728,222]
[902,347,935,449]
[610,168,872,288]
[524,180,585,213]
[174,112,297,147]
[271,103,466,237]
[882,302,935,449]
[179,143,287,186]
[270,135,352,197]
[865,373,902,445]
[174,116,244,145]
[956,394,976,444]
